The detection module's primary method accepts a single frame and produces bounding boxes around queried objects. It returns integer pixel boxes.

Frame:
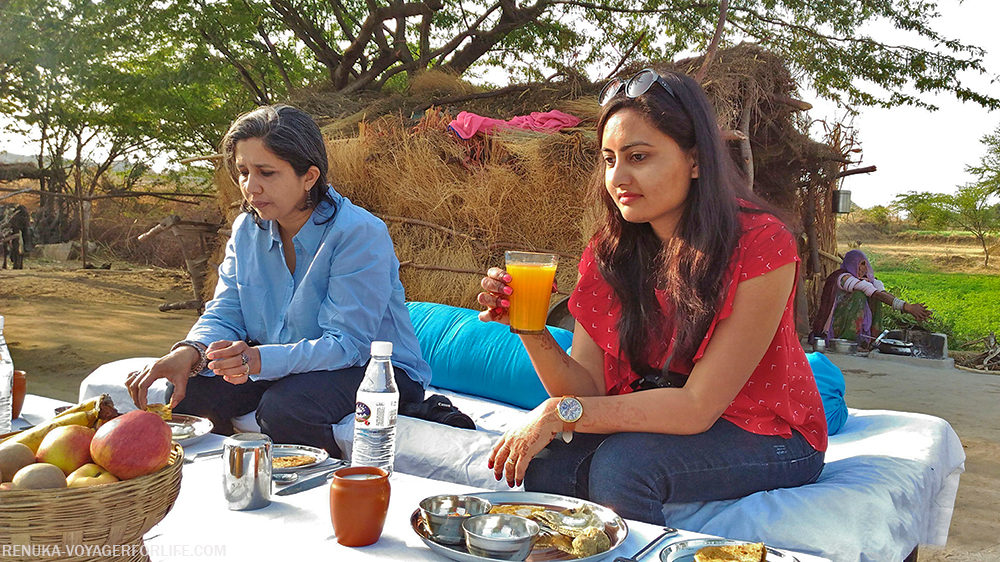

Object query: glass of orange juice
[504,251,558,334]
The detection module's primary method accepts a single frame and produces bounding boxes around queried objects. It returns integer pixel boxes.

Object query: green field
[877,270,1000,347]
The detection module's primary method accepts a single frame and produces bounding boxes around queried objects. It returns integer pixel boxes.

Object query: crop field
[840,231,1000,348]
[876,270,1000,347]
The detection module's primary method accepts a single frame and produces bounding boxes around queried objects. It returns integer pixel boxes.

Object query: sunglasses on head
[598,68,677,106]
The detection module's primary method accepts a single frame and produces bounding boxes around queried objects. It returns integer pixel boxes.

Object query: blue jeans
[524,418,824,525]
[176,367,424,457]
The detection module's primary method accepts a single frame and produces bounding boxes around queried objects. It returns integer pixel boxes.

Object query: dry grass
[325,114,595,308]
[208,45,848,313]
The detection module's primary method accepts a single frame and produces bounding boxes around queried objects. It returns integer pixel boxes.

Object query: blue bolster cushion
[405,302,573,410]
[404,302,847,433]
[806,352,849,436]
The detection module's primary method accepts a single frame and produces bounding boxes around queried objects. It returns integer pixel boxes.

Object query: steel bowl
[463,513,539,561]
[419,495,493,545]
[831,339,858,354]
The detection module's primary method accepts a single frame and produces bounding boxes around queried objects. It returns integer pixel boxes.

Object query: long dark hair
[593,71,763,374]
[220,104,335,228]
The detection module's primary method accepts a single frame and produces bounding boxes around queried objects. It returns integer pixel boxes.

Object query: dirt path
[826,355,1000,560]
[1,263,997,559]
[0,264,199,401]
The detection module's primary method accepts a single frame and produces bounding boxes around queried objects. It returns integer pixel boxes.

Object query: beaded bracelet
[171,340,209,377]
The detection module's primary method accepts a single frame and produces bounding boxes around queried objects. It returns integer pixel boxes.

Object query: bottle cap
[370,341,393,357]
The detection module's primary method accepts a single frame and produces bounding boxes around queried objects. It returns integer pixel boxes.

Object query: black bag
[399,394,476,430]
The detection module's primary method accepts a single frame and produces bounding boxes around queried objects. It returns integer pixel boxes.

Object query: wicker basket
[0,443,184,562]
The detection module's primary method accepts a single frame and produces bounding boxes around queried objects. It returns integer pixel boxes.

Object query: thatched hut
[206,44,856,335]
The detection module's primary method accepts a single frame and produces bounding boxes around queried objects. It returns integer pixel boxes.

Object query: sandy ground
[825,355,1000,560]
[0,263,199,401]
[0,261,998,560]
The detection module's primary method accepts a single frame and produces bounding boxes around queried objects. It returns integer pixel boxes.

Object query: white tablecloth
[14,395,829,562]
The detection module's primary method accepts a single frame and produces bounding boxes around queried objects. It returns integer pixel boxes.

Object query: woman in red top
[478,69,826,525]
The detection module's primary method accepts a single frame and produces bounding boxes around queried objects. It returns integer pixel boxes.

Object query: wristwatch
[555,396,583,443]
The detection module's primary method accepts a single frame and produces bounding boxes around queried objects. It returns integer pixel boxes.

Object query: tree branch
[327,0,360,42]
[605,31,646,80]
[836,165,877,179]
[694,0,727,83]
[441,0,550,75]
[255,20,293,91]
[198,27,270,105]
[413,83,534,113]
[334,0,439,89]
[553,0,710,14]
[432,2,503,66]
[269,0,343,82]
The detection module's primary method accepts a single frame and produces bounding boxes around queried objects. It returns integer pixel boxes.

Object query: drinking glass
[504,251,558,334]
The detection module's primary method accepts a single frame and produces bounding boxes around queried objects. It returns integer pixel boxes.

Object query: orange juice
[505,252,558,334]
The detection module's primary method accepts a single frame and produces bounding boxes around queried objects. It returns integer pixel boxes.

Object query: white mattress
[395,390,965,562]
[80,360,965,562]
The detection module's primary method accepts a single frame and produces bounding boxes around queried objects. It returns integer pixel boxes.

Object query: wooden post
[738,98,755,190]
[80,198,91,267]
[804,187,820,275]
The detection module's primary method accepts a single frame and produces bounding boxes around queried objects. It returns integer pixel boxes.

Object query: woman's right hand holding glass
[478,267,513,324]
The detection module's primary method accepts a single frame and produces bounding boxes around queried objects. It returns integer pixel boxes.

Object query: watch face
[558,397,583,423]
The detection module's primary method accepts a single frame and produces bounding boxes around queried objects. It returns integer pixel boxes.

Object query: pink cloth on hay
[448,110,581,139]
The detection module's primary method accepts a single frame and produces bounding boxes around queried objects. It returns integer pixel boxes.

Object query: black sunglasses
[598,68,677,106]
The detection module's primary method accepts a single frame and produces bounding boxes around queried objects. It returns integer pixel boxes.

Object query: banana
[51,396,101,420]
[0,394,117,453]
[1,410,97,453]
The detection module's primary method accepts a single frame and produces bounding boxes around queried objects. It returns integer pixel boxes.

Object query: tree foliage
[893,191,950,230]
[2,0,999,244]
[967,124,1000,193]
[943,184,1000,268]
[895,128,1000,267]
[104,0,1000,110]
[0,0,253,242]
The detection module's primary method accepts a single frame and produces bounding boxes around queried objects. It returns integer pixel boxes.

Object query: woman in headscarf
[812,249,931,346]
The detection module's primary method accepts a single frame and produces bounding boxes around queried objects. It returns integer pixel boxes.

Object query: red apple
[90,410,172,480]
[67,463,120,487]
[36,425,96,475]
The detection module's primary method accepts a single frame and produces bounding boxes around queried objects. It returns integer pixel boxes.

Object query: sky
[1,1,997,209]
[805,0,1000,209]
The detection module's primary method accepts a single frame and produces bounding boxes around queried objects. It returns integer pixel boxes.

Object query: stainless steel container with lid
[222,432,272,510]
[832,189,852,214]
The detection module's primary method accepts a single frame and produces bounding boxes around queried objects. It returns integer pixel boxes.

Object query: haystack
[206,44,853,329]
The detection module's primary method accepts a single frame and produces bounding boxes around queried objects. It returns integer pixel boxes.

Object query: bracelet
[892,298,906,312]
[171,340,208,377]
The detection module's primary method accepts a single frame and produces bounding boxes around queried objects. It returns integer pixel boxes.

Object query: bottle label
[355,392,398,429]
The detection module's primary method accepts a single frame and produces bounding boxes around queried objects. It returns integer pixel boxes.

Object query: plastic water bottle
[0,316,14,435]
[351,341,399,475]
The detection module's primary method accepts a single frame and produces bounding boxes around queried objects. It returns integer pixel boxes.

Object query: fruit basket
[0,443,183,562]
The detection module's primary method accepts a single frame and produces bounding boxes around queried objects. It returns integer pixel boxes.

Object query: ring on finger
[243,363,250,376]
[241,352,249,366]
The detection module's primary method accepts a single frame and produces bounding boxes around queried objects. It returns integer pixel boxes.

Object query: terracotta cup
[11,370,26,420]
[329,466,391,547]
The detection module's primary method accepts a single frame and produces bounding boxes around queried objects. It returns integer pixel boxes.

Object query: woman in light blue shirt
[127,105,431,456]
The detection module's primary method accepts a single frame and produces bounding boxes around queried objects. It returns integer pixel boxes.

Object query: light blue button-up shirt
[186,190,431,387]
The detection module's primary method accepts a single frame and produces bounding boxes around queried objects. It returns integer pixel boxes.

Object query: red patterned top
[568,209,828,452]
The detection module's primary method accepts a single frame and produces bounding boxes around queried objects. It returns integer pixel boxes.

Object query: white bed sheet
[79,362,965,562]
[397,391,965,562]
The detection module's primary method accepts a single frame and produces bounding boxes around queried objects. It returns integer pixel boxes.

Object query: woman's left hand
[206,340,261,385]
[904,302,932,322]
[488,398,563,488]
